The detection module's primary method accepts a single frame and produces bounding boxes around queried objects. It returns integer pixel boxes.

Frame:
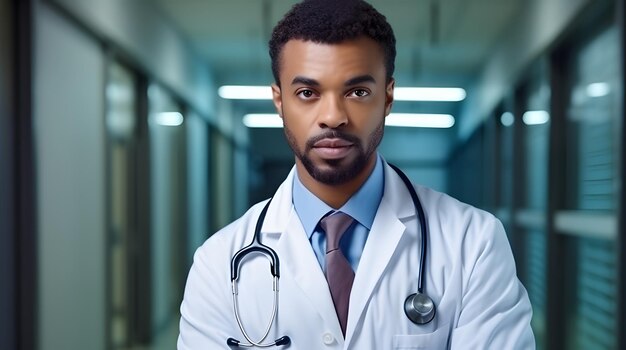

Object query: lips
[313,138,353,148]
[312,138,354,159]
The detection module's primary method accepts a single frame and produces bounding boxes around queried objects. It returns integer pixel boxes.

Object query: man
[178,0,535,349]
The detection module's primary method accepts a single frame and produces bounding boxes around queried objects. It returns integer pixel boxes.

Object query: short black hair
[269,0,396,86]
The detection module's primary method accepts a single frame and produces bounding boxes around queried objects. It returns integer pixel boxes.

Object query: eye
[296,89,316,99]
[349,89,370,98]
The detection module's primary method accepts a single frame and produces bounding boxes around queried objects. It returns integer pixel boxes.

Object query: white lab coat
[178,162,535,349]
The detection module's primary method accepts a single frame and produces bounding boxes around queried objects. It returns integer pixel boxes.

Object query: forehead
[278,37,386,85]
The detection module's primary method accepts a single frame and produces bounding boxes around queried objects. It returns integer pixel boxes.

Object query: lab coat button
[322,332,335,345]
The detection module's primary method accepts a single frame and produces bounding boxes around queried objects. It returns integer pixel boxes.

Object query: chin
[305,158,368,186]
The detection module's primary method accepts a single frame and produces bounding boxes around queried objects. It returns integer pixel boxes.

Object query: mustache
[305,130,361,151]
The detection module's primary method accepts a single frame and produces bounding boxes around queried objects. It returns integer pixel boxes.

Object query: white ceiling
[154,0,523,89]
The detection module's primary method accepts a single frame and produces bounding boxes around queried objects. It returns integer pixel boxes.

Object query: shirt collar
[292,154,384,239]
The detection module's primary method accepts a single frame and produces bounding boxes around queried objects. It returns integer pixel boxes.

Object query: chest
[229,230,464,349]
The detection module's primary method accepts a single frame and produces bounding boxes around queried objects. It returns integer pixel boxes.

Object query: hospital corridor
[1,0,625,349]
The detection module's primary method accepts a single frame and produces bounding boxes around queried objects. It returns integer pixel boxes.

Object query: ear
[384,78,395,116]
[271,83,283,118]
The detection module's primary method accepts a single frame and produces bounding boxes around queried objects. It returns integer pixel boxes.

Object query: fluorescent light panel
[500,112,514,127]
[219,86,273,100]
[243,113,454,128]
[153,112,184,126]
[386,113,455,128]
[522,110,550,125]
[243,114,283,128]
[393,87,466,102]
[219,85,465,102]
[586,82,610,97]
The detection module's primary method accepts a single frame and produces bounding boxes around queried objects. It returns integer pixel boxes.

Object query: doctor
[178,0,535,349]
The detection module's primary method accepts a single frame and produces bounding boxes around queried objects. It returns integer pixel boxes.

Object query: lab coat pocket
[393,325,450,349]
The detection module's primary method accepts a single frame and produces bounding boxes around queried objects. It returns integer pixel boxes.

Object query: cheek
[284,104,316,132]
[283,111,309,143]
[349,105,385,132]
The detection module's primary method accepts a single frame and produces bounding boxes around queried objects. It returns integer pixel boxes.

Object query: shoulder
[412,186,522,295]
[414,185,507,259]
[416,185,501,231]
[383,161,501,235]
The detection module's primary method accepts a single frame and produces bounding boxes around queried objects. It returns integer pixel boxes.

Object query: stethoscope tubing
[231,275,280,347]
[227,164,433,347]
[387,163,428,294]
[229,198,287,348]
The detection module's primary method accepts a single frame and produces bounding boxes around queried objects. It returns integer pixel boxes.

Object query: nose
[317,95,348,129]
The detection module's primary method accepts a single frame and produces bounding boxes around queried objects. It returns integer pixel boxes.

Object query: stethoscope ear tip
[226,336,291,348]
[226,337,240,348]
[276,336,291,346]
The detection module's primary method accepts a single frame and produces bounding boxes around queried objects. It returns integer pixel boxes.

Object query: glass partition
[147,83,187,341]
[105,60,137,348]
[518,60,551,349]
[562,23,620,350]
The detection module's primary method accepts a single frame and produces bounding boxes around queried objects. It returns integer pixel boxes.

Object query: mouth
[312,138,355,159]
[313,138,354,148]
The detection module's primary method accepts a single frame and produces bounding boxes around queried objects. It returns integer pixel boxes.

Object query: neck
[296,156,377,209]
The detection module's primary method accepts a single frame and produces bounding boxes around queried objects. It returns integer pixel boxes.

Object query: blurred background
[0,0,624,349]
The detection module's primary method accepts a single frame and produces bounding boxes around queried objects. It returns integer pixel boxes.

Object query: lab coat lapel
[261,168,344,340]
[277,212,345,338]
[345,162,415,345]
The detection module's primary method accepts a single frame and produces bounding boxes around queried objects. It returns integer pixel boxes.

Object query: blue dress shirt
[292,155,384,272]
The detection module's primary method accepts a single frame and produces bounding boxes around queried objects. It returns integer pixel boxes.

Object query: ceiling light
[219,85,273,100]
[152,112,183,126]
[219,85,466,102]
[243,114,283,128]
[386,113,455,128]
[393,87,466,102]
[242,113,455,128]
[586,82,610,98]
[500,112,514,127]
[522,111,550,125]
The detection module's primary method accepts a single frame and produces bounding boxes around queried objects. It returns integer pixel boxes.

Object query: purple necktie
[320,212,355,336]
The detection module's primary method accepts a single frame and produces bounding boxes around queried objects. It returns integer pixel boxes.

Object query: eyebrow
[291,76,320,86]
[344,75,376,86]
[290,74,377,87]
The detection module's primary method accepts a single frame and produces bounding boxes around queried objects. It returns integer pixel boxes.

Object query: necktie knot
[320,212,354,252]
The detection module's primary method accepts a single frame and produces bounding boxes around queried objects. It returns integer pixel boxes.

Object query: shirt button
[322,332,335,345]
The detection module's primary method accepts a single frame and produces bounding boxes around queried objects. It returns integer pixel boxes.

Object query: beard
[284,120,384,186]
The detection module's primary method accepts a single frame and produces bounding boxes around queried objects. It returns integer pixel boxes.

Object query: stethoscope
[226,164,436,348]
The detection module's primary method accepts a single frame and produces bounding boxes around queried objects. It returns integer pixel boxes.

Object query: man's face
[271,37,394,185]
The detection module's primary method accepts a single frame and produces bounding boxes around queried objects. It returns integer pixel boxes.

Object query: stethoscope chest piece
[404,292,436,325]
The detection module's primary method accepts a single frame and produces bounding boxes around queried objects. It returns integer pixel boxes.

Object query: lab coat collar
[260,167,296,234]
[262,158,409,234]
